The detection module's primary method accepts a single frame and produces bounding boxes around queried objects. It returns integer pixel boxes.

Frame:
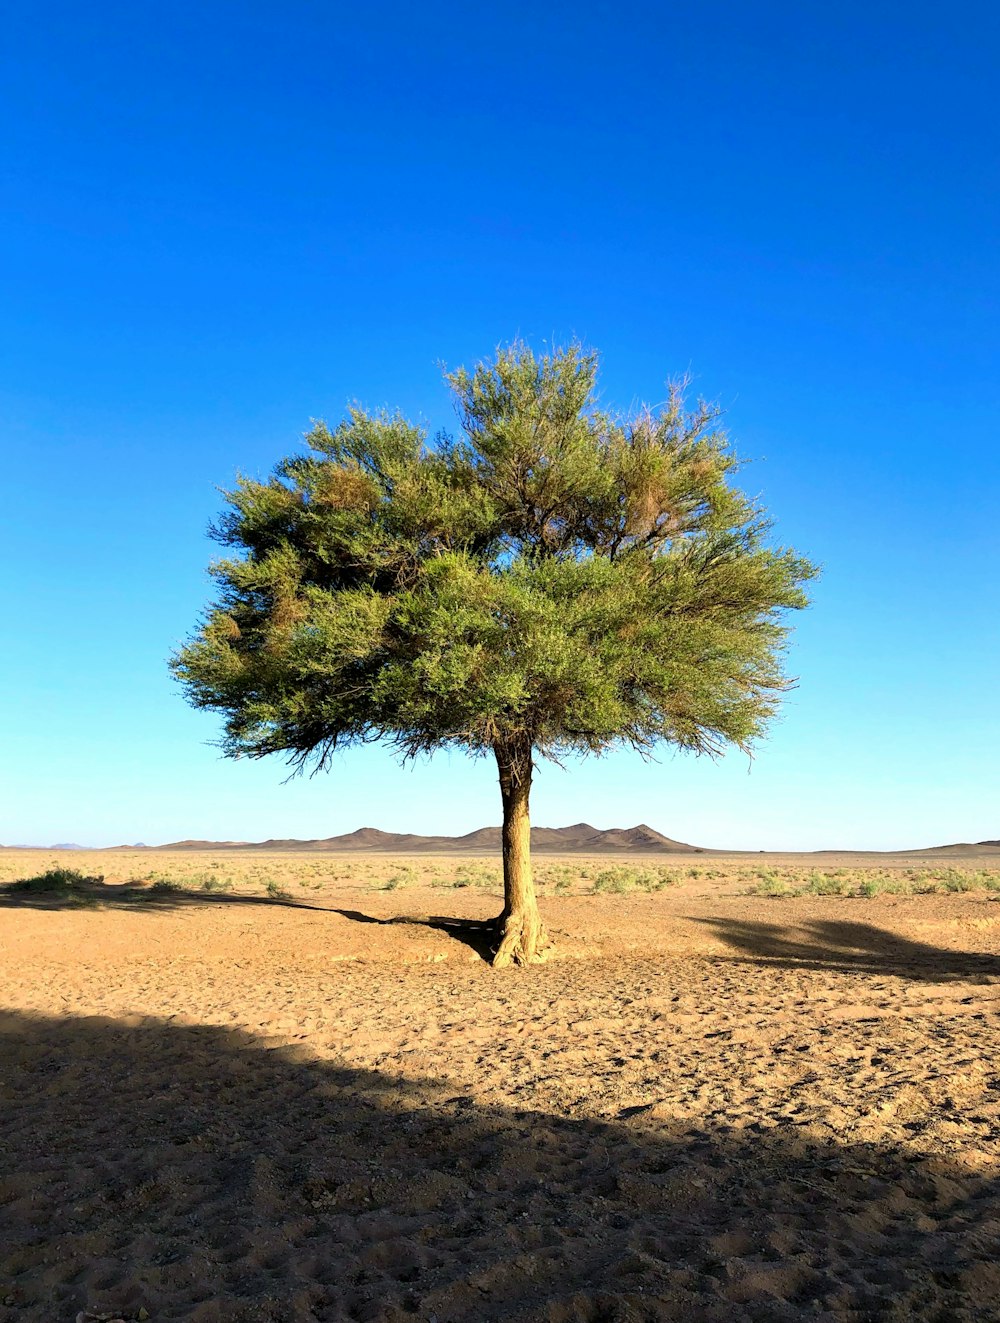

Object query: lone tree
[173,344,816,966]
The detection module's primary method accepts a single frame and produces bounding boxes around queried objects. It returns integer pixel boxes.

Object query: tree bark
[491,737,547,967]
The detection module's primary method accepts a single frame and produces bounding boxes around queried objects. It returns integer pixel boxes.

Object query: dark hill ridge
[4,834,998,853]
[152,823,701,853]
[912,840,1000,854]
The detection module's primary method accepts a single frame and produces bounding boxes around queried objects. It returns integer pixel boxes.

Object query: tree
[172,344,817,966]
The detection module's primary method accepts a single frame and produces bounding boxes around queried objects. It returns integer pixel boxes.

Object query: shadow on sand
[0,884,501,959]
[8,883,1000,979]
[1,1007,996,1321]
[697,916,1000,983]
[331,908,500,960]
[0,880,334,914]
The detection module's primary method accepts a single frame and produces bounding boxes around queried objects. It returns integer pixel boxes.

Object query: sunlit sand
[3,847,999,1320]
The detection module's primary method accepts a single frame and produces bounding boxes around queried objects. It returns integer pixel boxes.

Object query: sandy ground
[3,851,1000,1321]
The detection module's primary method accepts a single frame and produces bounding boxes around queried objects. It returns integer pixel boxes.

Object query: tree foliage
[173,343,816,779]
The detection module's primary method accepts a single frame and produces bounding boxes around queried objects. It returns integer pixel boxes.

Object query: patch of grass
[199,873,234,893]
[591,865,678,895]
[435,863,502,890]
[381,866,417,891]
[265,879,293,899]
[130,874,229,898]
[3,867,104,894]
[537,863,606,894]
[753,877,798,897]
[800,871,856,896]
[745,866,1000,898]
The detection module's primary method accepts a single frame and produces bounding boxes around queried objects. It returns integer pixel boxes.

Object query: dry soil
[2,849,1000,1322]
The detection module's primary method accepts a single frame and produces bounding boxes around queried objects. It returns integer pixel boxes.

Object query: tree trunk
[491,737,547,967]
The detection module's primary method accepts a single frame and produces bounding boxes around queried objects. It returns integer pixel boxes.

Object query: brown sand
[2,850,1000,1321]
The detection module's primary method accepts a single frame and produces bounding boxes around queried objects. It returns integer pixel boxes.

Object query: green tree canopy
[173,343,817,964]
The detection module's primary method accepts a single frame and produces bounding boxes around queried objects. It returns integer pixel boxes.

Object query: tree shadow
[696,916,1000,983]
[0,881,338,915]
[1,1007,996,1322]
[0,884,501,959]
[332,908,499,961]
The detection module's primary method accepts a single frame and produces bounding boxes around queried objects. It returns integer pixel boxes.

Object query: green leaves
[172,343,817,771]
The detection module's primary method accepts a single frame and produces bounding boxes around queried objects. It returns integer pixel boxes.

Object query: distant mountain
[917,842,971,852]
[151,823,702,853]
[5,832,997,854]
[911,840,1000,854]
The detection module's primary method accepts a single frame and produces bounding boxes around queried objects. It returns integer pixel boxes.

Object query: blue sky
[2,1,997,850]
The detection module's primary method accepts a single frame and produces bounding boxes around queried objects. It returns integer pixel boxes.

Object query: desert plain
[3,843,1000,1322]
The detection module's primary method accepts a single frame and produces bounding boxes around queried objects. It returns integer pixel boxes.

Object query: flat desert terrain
[3,847,1000,1322]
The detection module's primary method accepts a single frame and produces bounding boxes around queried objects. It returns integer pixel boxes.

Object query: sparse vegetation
[743,866,1000,898]
[148,877,182,894]
[439,863,503,891]
[381,866,418,891]
[199,873,234,893]
[2,867,103,895]
[3,850,998,909]
[590,865,679,894]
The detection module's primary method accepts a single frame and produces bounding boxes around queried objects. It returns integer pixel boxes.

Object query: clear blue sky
[2,1,997,850]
